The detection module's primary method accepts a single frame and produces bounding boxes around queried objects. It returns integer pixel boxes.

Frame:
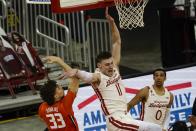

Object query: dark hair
[96,51,112,65]
[153,68,166,77]
[11,32,26,43]
[169,121,188,131]
[40,80,57,105]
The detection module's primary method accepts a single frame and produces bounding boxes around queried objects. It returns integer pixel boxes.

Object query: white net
[114,0,149,29]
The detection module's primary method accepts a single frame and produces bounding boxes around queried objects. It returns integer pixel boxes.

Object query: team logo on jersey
[149,102,168,108]
[106,75,121,87]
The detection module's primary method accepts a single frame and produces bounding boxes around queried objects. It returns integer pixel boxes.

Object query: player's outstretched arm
[105,7,121,66]
[127,87,149,111]
[46,56,72,71]
[46,56,100,83]
[46,56,80,92]
[72,69,100,83]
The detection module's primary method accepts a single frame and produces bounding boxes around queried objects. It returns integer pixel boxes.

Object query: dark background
[85,0,196,69]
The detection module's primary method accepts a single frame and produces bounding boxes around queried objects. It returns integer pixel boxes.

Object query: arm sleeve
[163,108,171,130]
[63,90,76,110]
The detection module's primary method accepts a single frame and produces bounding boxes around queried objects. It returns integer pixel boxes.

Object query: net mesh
[114,0,149,29]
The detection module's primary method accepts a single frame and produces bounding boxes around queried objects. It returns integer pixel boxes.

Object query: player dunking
[46,7,162,131]
[127,68,174,131]
[38,59,80,131]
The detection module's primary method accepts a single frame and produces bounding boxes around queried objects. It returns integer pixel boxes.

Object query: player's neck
[153,85,165,95]
[55,97,61,102]
[101,70,114,77]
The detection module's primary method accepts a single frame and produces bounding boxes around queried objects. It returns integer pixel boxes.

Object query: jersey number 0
[155,110,162,120]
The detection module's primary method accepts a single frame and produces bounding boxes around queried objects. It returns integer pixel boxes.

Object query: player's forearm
[111,21,121,65]
[68,77,79,93]
[112,43,121,65]
[54,58,72,71]
[127,96,144,112]
[110,21,121,45]
[127,101,135,111]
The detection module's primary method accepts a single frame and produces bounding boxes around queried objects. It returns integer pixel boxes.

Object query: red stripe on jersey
[92,84,110,116]
[116,86,121,95]
[109,117,139,131]
[116,83,122,95]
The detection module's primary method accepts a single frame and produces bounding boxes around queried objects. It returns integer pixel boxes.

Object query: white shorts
[106,112,162,131]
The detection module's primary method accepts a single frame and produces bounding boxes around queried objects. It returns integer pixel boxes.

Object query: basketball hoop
[113,0,149,29]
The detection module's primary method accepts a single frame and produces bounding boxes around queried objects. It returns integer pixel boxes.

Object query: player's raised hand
[105,7,114,23]
[58,69,78,79]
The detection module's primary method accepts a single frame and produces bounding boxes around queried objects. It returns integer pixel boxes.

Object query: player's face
[98,57,114,77]
[13,34,20,43]
[153,71,166,87]
[54,85,64,101]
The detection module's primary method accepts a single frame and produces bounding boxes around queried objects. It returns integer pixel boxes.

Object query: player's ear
[54,94,58,99]
[97,63,101,68]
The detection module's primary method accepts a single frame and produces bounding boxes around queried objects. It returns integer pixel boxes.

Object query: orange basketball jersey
[38,90,79,131]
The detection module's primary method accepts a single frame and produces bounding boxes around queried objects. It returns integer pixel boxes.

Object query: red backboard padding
[51,0,115,13]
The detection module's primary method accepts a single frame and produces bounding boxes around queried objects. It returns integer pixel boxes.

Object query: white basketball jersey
[92,68,127,116]
[140,86,170,127]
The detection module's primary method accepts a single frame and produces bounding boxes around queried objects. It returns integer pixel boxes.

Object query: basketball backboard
[51,0,149,29]
[51,0,115,13]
